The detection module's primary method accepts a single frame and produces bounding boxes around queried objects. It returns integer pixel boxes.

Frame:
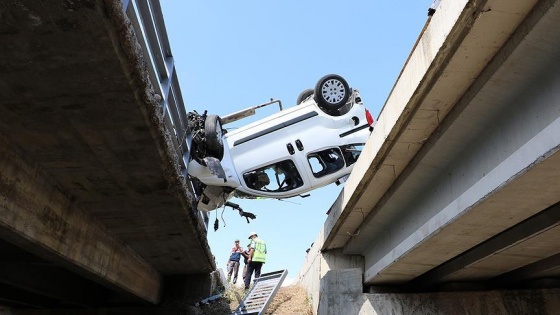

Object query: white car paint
[188,75,374,212]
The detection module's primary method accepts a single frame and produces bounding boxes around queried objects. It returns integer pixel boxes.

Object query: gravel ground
[198,285,312,315]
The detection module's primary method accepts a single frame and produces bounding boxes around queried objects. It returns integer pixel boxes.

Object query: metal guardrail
[122,0,209,229]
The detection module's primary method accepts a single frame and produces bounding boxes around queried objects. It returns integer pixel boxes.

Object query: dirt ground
[198,285,313,315]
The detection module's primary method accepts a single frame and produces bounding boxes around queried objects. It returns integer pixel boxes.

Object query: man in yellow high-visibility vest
[244,231,267,290]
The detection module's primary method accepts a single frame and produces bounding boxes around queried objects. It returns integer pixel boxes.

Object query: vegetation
[196,285,313,315]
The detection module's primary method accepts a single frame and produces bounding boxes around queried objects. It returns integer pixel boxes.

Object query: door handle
[286,143,295,155]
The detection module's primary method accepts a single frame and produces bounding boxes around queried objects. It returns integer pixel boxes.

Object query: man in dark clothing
[240,244,251,281]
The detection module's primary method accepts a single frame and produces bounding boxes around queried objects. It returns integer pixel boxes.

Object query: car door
[277,111,347,190]
[226,108,314,198]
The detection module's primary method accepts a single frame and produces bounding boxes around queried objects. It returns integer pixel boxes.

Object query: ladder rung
[232,269,288,315]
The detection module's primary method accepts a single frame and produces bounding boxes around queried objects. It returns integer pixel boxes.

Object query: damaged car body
[186,74,375,212]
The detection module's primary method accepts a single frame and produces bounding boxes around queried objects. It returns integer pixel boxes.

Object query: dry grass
[264,285,313,315]
[197,285,312,315]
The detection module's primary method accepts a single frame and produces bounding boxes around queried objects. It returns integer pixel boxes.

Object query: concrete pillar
[161,271,221,309]
[298,228,364,314]
[318,269,366,315]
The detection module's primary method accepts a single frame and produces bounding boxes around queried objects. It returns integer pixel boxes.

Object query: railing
[122,0,209,229]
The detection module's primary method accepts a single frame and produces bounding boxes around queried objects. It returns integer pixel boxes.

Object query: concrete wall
[324,269,560,315]
[297,222,364,314]
[298,242,560,315]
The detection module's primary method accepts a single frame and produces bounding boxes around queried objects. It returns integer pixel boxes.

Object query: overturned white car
[187,74,374,212]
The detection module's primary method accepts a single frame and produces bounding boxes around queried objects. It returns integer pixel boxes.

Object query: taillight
[365,109,374,126]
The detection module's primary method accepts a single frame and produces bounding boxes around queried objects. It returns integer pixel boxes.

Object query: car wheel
[296,88,314,105]
[314,74,350,111]
[204,115,224,160]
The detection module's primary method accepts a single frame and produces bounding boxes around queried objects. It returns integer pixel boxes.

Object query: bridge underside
[323,0,560,292]
[0,0,214,309]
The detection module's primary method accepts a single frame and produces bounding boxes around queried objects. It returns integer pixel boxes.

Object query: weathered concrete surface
[358,0,560,286]
[297,221,364,313]
[0,271,222,315]
[317,0,560,287]
[319,270,560,315]
[299,0,560,313]
[300,256,560,315]
[0,134,161,304]
[299,239,560,315]
[0,0,215,309]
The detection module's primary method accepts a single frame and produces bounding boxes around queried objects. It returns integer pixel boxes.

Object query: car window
[340,143,365,166]
[243,160,304,192]
[308,148,345,178]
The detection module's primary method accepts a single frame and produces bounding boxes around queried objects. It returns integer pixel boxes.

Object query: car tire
[314,74,350,112]
[296,88,314,105]
[204,115,224,160]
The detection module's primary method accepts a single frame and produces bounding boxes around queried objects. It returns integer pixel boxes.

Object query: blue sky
[160,1,433,285]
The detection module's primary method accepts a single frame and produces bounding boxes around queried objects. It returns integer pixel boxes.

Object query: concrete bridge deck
[334,0,560,286]
[299,0,560,313]
[0,0,213,310]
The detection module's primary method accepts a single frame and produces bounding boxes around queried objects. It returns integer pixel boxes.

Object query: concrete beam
[0,262,107,307]
[409,202,560,290]
[489,253,560,288]
[364,119,560,284]
[323,0,542,251]
[362,0,560,284]
[323,0,487,249]
[0,284,57,309]
[0,136,162,304]
[0,0,214,276]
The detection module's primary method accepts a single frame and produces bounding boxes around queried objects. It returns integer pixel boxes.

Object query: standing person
[240,244,251,281]
[226,239,242,284]
[244,232,267,290]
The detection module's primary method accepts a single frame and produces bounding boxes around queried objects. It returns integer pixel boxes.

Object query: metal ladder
[232,269,288,315]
